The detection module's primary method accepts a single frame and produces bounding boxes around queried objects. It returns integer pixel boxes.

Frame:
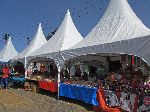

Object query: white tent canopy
[28,9,83,98]
[71,0,150,49]
[72,0,150,49]
[12,23,47,62]
[28,9,83,62]
[62,35,150,62]
[0,37,18,62]
[56,0,150,67]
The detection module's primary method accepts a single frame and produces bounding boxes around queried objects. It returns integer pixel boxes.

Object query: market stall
[9,62,26,87]
[0,36,18,85]
[58,53,149,111]
[25,1,150,111]
[11,23,47,78]
[26,76,58,93]
[58,54,108,105]
[10,23,47,88]
[25,59,58,93]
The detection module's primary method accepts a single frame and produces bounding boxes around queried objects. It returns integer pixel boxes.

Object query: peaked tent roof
[56,0,150,68]
[0,37,18,62]
[13,23,47,61]
[72,0,150,49]
[29,10,83,57]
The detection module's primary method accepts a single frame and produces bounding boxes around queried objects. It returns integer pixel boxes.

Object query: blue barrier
[59,83,98,106]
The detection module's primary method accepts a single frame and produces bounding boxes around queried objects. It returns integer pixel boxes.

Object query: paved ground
[0,88,94,112]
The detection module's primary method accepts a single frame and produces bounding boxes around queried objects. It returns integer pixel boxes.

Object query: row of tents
[1,0,150,73]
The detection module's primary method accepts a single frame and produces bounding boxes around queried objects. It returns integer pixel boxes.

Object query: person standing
[1,64,9,89]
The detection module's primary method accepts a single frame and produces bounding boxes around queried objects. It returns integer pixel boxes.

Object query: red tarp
[39,81,58,92]
[93,89,121,112]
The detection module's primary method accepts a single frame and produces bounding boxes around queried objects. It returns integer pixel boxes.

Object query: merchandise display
[62,78,97,87]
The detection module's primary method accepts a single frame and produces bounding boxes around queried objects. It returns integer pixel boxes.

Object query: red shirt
[2,67,9,78]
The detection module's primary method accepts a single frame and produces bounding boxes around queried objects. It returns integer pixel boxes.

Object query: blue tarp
[9,76,26,83]
[59,83,98,106]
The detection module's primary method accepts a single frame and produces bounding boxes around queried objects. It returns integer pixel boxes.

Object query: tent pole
[24,56,27,78]
[68,61,71,77]
[57,51,61,99]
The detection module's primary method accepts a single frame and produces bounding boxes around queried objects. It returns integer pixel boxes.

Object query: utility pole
[3,34,10,44]
[27,37,30,45]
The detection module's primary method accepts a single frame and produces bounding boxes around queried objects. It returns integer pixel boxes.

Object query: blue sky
[0,0,150,52]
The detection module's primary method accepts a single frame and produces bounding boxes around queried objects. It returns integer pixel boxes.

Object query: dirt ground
[0,89,38,112]
[0,88,94,112]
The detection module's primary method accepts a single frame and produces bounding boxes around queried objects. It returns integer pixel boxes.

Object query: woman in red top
[1,64,9,89]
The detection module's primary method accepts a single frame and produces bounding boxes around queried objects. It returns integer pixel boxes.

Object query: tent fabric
[61,35,150,65]
[12,23,47,62]
[54,0,150,68]
[71,0,150,49]
[29,10,83,59]
[0,37,18,62]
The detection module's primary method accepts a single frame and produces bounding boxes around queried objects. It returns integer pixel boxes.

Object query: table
[39,80,58,92]
[9,76,26,83]
[59,83,98,106]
